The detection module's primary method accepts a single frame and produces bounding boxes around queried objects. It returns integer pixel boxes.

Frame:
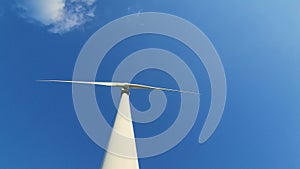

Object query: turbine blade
[37,80,126,87]
[38,80,199,94]
[128,83,199,94]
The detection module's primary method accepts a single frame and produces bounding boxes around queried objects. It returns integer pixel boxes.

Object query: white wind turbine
[40,80,199,169]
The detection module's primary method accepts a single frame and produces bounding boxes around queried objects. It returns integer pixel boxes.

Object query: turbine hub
[121,86,130,94]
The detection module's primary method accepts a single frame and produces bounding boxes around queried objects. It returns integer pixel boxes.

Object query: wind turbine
[39,80,199,169]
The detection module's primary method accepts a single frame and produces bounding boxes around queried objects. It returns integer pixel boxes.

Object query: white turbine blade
[38,80,199,94]
[38,80,126,87]
[128,83,200,95]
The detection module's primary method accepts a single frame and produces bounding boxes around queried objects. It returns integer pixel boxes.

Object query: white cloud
[17,0,96,34]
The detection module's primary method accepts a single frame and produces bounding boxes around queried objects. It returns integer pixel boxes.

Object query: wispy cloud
[17,0,96,34]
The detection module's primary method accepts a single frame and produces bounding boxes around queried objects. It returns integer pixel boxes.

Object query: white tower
[101,87,140,169]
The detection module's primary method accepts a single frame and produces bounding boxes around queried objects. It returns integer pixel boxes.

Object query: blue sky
[1,0,300,169]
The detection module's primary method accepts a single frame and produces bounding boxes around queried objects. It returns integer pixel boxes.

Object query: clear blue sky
[1,0,300,169]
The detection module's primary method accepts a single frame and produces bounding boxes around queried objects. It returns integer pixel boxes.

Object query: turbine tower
[40,80,198,169]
